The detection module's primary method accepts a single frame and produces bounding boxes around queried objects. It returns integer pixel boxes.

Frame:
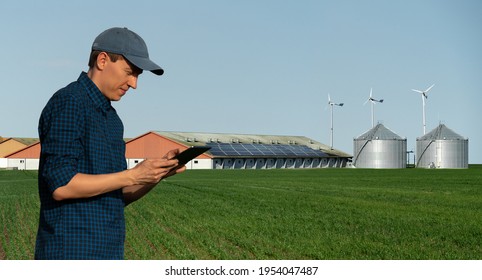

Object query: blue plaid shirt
[35,72,127,259]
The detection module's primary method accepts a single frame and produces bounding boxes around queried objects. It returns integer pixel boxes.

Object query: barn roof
[152,131,352,158]
[0,137,39,146]
[4,141,40,158]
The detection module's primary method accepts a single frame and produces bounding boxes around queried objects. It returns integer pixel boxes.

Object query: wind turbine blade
[363,98,370,105]
[370,88,373,98]
[412,89,423,94]
[425,84,435,93]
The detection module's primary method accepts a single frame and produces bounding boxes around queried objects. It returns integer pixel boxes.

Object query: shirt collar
[78,72,112,112]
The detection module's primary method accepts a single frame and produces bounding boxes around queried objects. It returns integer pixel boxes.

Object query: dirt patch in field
[0,244,5,260]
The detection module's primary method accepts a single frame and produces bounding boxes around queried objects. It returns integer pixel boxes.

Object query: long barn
[1,131,352,170]
[125,131,352,169]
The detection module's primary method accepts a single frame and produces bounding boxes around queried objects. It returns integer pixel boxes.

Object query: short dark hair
[88,50,142,75]
[88,50,123,68]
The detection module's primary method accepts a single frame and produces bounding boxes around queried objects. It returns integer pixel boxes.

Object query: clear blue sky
[1,0,481,163]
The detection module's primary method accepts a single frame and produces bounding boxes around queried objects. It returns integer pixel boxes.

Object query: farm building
[0,138,39,169]
[126,131,352,169]
[352,124,407,168]
[1,131,352,170]
[3,141,41,170]
[0,137,38,157]
[416,124,468,169]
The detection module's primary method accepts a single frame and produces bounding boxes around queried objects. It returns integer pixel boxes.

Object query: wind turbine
[363,88,384,128]
[327,94,344,150]
[412,84,435,135]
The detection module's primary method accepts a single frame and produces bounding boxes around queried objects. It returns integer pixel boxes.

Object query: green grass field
[1,167,481,260]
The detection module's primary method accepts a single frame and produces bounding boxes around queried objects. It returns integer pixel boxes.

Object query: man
[35,27,185,259]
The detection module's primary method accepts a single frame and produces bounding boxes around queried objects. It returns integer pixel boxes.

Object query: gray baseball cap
[92,27,164,75]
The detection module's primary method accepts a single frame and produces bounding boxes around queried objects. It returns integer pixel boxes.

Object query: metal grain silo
[353,124,407,168]
[416,124,468,168]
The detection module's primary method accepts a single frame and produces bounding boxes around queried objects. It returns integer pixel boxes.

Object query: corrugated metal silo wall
[353,139,407,168]
[417,139,468,168]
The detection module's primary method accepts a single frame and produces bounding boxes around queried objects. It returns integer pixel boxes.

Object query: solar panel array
[206,143,328,157]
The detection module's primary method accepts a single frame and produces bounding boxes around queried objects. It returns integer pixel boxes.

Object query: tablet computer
[174,146,211,165]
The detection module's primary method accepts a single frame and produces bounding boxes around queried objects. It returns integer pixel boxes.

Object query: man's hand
[128,158,177,185]
[163,148,187,178]
[128,148,186,185]
[122,149,186,205]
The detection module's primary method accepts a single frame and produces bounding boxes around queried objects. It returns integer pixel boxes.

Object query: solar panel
[206,143,327,158]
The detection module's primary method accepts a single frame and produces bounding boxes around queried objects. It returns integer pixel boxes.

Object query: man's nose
[128,75,138,89]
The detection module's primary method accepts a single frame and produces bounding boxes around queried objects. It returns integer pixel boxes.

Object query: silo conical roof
[355,123,404,140]
[418,124,466,141]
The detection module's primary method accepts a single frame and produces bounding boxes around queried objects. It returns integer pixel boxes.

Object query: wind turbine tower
[412,84,435,135]
[328,94,344,150]
[364,88,384,128]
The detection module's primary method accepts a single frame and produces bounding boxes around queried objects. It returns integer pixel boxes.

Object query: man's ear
[96,52,109,70]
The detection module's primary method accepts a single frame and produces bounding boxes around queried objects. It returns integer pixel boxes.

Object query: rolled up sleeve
[39,92,84,194]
